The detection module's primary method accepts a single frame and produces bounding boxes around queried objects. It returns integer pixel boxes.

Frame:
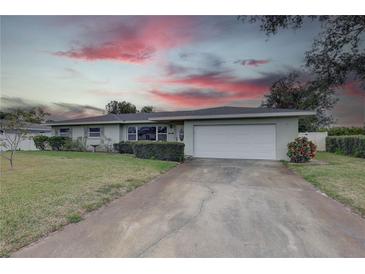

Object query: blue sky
[1,16,363,125]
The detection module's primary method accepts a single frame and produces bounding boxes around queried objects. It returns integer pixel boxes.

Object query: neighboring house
[0,123,52,151]
[47,106,315,160]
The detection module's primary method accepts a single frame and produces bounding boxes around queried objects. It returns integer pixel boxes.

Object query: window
[59,128,71,137]
[128,126,137,141]
[158,126,167,141]
[138,126,156,141]
[88,127,101,138]
[179,128,184,141]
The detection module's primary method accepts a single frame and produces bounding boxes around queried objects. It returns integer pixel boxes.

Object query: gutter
[148,111,316,121]
[45,120,155,126]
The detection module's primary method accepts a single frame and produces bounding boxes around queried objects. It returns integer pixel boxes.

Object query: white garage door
[194,124,276,160]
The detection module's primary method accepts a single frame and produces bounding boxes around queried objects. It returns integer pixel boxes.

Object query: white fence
[298,132,328,151]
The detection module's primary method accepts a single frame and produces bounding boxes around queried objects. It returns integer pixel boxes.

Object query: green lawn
[0,151,177,256]
[286,152,365,218]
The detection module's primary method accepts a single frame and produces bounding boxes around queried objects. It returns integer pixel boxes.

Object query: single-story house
[47,106,315,160]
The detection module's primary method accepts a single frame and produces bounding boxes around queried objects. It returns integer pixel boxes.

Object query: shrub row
[113,141,134,154]
[114,141,185,162]
[322,127,365,136]
[326,135,365,158]
[33,136,87,151]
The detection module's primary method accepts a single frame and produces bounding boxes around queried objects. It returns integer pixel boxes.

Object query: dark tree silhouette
[105,100,137,114]
[262,73,338,132]
[241,16,365,88]
[140,106,154,113]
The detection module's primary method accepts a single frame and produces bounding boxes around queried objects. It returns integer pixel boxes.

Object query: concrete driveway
[14,159,365,257]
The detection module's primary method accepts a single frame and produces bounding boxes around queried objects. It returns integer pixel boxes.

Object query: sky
[1,15,364,126]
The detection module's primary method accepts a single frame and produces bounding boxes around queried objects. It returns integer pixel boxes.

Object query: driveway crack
[136,184,215,257]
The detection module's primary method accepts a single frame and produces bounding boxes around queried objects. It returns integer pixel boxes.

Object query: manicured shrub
[33,135,49,150]
[287,137,317,163]
[326,135,365,158]
[113,141,134,154]
[132,141,185,162]
[48,136,69,151]
[325,127,365,136]
[63,137,87,152]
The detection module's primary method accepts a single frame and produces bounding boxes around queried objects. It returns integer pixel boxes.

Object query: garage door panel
[194,125,276,160]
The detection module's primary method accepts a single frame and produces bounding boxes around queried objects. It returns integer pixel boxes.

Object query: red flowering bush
[287,137,317,163]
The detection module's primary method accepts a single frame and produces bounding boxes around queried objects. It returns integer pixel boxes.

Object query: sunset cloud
[151,89,231,107]
[148,70,276,107]
[161,71,270,98]
[234,59,270,67]
[53,17,195,63]
[0,96,104,120]
[342,81,365,97]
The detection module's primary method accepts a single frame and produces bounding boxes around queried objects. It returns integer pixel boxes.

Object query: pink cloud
[161,72,270,98]
[53,17,195,63]
[151,89,232,107]
[149,70,273,107]
[235,59,270,67]
[342,81,365,97]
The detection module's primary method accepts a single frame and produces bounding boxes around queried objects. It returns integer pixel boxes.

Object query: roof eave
[46,120,154,126]
[148,111,316,121]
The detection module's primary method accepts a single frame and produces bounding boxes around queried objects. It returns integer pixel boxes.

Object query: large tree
[242,16,365,88]
[262,73,338,132]
[105,100,137,114]
[0,108,48,168]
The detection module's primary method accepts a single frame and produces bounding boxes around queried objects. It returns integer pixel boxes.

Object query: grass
[0,151,177,256]
[286,152,365,217]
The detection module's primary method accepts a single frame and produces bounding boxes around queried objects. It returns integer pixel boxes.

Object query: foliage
[0,108,48,168]
[33,135,49,151]
[48,136,69,151]
[133,141,185,162]
[325,127,365,136]
[105,100,137,114]
[242,16,365,89]
[326,135,365,158]
[113,141,134,154]
[140,106,154,113]
[262,73,337,131]
[67,213,82,223]
[63,137,88,152]
[287,137,317,163]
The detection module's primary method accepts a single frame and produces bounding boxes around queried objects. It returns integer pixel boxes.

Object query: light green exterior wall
[183,117,299,160]
[52,117,298,158]
[52,124,120,151]
[52,123,179,151]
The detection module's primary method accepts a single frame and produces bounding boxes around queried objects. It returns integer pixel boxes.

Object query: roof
[0,120,52,131]
[47,106,316,126]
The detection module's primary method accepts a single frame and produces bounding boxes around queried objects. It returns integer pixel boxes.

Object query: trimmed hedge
[33,135,49,150]
[113,141,134,154]
[48,136,69,151]
[324,127,365,136]
[326,135,365,158]
[132,141,185,162]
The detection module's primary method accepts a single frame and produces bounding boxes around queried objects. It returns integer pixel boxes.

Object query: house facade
[0,123,51,151]
[48,106,315,160]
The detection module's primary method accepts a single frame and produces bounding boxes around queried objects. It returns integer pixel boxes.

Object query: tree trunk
[9,150,14,169]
